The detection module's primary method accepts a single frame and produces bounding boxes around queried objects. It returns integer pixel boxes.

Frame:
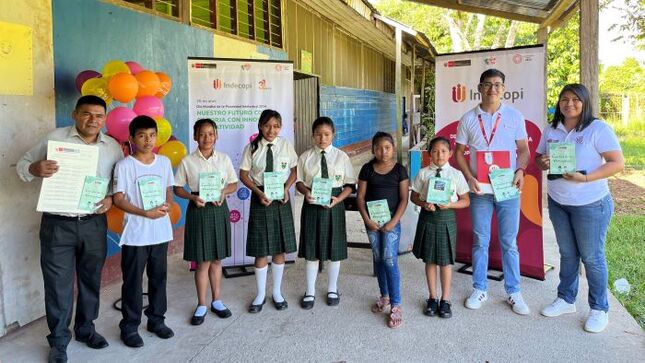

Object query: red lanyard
[477,113,502,147]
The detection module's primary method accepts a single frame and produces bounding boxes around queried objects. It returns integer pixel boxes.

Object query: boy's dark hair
[428,136,451,151]
[550,83,596,132]
[129,115,157,137]
[312,116,335,134]
[479,68,506,84]
[193,118,218,135]
[75,95,107,112]
[251,109,282,154]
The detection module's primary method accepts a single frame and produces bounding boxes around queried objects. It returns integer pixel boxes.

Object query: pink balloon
[75,70,101,93]
[133,96,164,118]
[125,61,145,75]
[106,107,137,143]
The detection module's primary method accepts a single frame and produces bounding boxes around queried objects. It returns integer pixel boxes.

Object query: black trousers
[119,242,168,334]
[39,214,107,347]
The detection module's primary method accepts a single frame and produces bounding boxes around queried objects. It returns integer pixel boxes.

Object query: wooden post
[420,59,426,143]
[580,0,599,112]
[409,45,416,151]
[395,27,403,163]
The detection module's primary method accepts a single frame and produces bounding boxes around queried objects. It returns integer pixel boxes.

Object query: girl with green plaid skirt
[239,109,298,313]
[295,117,356,310]
[174,119,239,325]
[410,136,470,319]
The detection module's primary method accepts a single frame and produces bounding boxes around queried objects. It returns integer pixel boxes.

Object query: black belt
[43,213,100,221]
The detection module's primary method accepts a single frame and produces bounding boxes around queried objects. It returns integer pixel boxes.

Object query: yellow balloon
[102,60,130,78]
[154,117,172,147]
[158,140,187,168]
[81,77,113,105]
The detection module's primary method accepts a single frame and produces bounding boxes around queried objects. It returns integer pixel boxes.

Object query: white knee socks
[253,266,268,305]
[327,261,340,294]
[272,263,285,303]
[304,260,319,302]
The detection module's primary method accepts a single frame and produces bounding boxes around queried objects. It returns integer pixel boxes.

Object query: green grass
[607,120,645,169]
[606,215,645,329]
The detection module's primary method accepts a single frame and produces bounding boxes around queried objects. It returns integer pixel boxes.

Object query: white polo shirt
[239,136,298,186]
[174,149,238,191]
[455,103,528,176]
[411,162,469,203]
[297,145,356,188]
[536,119,621,206]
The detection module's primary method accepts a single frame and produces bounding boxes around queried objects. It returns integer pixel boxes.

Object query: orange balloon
[520,174,542,226]
[155,72,172,98]
[135,70,161,97]
[108,73,139,103]
[106,206,125,234]
[168,201,182,225]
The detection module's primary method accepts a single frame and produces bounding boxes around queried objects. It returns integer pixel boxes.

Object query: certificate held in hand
[489,168,519,202]
[549,142,576,175]
[476,150,510,194]
[78,176,109,212]
[367,199,391,227]
[426,177,452,205]
[263,172,284,201]
[199,171,223,203]
[138,176,165,209]
[311,177,333,206]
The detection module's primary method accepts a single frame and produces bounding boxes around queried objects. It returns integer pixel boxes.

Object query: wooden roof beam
[407,0,546,23]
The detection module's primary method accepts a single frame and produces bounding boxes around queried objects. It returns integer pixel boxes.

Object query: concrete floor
[1,141,643,362]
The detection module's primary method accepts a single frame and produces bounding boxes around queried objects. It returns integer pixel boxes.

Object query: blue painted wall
[319,86,396,148]
[52,0,214,145]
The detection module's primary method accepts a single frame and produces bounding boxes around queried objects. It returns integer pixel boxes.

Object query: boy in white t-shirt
[113,116,175,348]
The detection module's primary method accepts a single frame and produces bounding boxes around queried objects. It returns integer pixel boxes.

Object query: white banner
[188,58,294,267]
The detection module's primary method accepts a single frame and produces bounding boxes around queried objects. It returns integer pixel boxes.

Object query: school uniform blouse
[536,119,621,206]
[411,163,469,203]
[174,149,238,191]
[297,145,356,188]
[239,136,298,186]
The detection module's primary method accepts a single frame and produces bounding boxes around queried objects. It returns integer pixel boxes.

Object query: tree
[609,0,645,50]
[600,58,645,94]
[545,13,580,109]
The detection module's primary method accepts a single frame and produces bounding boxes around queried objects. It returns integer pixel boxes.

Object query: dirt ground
[608,168,645,216]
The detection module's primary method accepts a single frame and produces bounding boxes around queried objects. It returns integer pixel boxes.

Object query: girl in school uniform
[357,131,409,328]
[174,119,238,325]
[239,109,298,313]
[410,136,470,319]
[296,117,356,309]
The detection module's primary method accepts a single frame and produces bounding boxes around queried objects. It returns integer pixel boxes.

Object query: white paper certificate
[37,141,99,214]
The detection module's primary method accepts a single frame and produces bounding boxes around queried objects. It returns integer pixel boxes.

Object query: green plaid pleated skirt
[298,187,347,261]
[412,208,457,266]
[246,191,297,257]
[183,199,231,262]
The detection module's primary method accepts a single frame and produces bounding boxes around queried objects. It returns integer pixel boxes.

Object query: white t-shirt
[455,103,528,176]
[411,162,469,203]
[239,136,298,186]
[297,145,356,188]
[114,154,174,246]
[536,119,621,206]
[174,149,238,191]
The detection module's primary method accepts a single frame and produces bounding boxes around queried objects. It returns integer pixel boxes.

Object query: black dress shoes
[439,300,452,318]
[191,313,205,326]
[75,331,109,349]
[147,322,175,339]
[248,298,266,313]
[424,298,439,316]
[211,305,232,318]
[272,297,288,310]
[120,331,144,348]
[300,295,315,310]
[326,292,340,306]
[48,346,67,363]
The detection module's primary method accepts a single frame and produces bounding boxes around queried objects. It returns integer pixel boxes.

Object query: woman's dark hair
[428,136,451,152]
[479,68,505,84]
[550,83,596,132]
[251,109,282,154]
[193,118,217,136]
[312,116,335,134]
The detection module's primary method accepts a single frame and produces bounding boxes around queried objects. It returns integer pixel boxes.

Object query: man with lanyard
[454,69,531,315]
[17,95,123,363]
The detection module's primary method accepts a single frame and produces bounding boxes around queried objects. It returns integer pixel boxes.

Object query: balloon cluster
[76,60,185,234]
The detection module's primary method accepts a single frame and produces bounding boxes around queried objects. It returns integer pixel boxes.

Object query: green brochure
[138,176,165,209]
[199,171,223,203]
[426,177,452,205]
[311,177,333,206]
[78,176,109,212]
[263,172,285,201]
[549,142,576,174]
[489,168,519,202]
[367,199,391,226]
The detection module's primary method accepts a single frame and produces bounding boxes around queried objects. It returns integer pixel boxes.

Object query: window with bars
[123,0,180,17]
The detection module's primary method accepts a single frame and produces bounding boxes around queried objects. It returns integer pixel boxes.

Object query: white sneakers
[540,298,576,317]
[464,289,488,310]
[507,292,530,315]
[584,310,609,333]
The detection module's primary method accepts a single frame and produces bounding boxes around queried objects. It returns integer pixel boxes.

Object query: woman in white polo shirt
[535,84,624,333]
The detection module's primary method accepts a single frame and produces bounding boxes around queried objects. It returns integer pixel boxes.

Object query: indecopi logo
[213,79,222,89]
[451,84,467,102]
